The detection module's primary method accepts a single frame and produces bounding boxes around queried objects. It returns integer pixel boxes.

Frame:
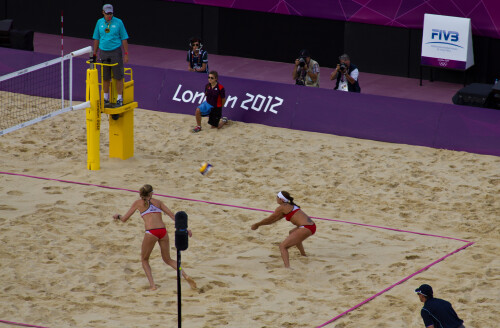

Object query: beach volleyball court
[1,107,498,327]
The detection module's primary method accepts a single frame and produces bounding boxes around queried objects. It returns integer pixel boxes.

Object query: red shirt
[205,82,225,108]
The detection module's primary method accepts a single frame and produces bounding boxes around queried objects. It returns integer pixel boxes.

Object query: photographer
[330,54,361,93]
[292,49,320,87]
[187,37,208,74]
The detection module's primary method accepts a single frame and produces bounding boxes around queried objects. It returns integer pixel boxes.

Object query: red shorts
[146,228,167,239]
[302,224,316,235]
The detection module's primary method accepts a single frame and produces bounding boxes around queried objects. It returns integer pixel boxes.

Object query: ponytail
[139,184,153,207]
[280,191,299,208]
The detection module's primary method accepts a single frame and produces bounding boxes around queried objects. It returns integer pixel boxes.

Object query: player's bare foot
[185,276,197,289]
[150,285,158,291]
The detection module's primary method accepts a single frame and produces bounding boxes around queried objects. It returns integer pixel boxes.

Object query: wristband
[124,52,128,55]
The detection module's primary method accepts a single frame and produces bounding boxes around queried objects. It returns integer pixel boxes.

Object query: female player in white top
[113,184,196,290]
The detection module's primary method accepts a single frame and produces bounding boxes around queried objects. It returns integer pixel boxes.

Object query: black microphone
[175,211,189,251]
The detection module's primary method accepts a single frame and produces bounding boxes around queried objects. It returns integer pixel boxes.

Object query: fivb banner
[421,14,474,70]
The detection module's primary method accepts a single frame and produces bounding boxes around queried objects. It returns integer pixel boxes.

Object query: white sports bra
[140,201,162,217]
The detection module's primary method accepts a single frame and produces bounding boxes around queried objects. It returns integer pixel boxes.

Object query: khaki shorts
[99,48,124,80]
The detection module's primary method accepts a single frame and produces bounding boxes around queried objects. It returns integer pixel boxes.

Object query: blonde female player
[113,184,197,290]
[251,191,316,268]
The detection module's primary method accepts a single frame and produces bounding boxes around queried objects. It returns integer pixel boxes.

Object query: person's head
[339,54,351,68]
[139,184,153,205]
[208,71,218,84]
[190,38,202,52]
[415,284,433,302]
[102,4,114,21]
[298,49,311,64]
[276,191,298,206]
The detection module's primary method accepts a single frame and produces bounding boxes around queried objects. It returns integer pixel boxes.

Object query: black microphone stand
[177,248,182,328]
[174,211,188,328]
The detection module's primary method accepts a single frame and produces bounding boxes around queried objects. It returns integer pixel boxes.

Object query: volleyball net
[0,46,92,136]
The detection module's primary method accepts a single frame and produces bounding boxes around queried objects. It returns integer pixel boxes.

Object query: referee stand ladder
[85,56,138,170]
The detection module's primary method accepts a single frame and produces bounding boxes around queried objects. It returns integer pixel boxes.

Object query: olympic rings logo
[437,59,449,67]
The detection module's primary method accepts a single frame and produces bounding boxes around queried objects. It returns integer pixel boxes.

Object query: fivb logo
[427,29,463,48]
[432,29,458,42]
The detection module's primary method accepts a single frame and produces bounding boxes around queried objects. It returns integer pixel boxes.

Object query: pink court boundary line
[0,320,49,328]
[0,171,474,328]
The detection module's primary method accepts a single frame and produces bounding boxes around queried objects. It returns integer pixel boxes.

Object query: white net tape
[0,46,92,136]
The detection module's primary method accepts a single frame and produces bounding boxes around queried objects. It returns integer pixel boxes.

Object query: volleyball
[199,162,213,176]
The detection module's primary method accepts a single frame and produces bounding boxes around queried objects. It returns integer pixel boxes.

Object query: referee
[92,4,129,108]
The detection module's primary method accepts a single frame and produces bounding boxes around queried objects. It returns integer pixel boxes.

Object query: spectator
[187,37,208,73]
[330,53,361,93]
[92,4,129,107]
[415,284,466,328]
[192,71,228,133]
[292,49,320,87]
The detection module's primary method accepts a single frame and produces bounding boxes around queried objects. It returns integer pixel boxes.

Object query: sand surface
[0,107,499,327]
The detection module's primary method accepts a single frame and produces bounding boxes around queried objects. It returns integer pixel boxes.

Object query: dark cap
[299,49,310,58]
[415,284,433,298]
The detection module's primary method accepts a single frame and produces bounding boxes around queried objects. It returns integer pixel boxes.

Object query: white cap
[103,4,113,13]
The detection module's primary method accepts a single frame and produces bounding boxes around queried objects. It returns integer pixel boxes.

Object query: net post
[61,10,64,110]
[86,66,101,170]
[61,61,64,110]
[61,54,64,110]
[69,56,73,108]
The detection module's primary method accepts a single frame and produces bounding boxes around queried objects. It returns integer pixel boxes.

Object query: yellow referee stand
[85,59,138,170]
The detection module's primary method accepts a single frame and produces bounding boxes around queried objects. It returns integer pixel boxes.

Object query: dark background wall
[1,0,499,84]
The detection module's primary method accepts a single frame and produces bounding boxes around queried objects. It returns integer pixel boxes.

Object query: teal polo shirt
[92,17,129,51]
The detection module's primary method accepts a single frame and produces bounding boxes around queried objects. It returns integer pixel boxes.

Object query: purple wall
[165,0,500,39]
[1,48,499,157]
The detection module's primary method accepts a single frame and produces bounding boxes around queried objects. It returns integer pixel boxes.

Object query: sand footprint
[42,186,62,194]
[220,296,237,302]
[0,205,17,210]
[198,280,228,294]
[389,262,406,268]
[198,283,213,294]
[236,255,256,260]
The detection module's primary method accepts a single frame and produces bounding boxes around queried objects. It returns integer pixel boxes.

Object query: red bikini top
[285,206,300,221]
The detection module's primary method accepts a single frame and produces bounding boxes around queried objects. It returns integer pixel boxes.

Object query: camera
[339,63,347,72]
[298,57,306,67]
